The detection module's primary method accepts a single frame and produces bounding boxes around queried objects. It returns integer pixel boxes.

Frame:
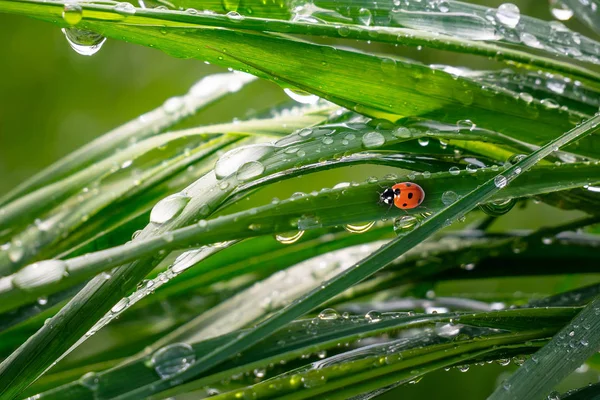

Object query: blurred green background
[1,0,598,398]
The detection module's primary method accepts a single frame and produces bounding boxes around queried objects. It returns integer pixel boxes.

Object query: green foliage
[0,0,599,399]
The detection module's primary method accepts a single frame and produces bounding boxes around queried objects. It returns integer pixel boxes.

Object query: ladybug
[380,182,425,209]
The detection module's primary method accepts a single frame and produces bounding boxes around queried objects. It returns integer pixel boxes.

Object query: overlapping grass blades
[0,0,599,398]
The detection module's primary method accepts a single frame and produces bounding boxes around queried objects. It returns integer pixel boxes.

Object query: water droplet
[236,160,265,181]
[466,164,478,173]
[541,98,560,109]
[13,260,67,290]
[457,365,470,372]
[151,343,196,379]
[418,137,429,147]
[226,11,243,20]
[275,231,305,244]
[37,296,48,306]
[150,192,190,225]
[344,221,375,233]
[362,132,386,149]
[494,175,507,188]
[318,308,340,320]
[479,198,516,216]
[283,88,319,104]
[393,215,420,235]
[357,8,372,26]
[496,3,520,28]
[62,3,83,25]
[365,310,382,323]
[114,2,136,14]
[214,144,274,179]
[456,119,476,131]
[448,166,460,176]
[111,297,130,313]
[322,137,334,145]
[61,28,106,56]
[441,191,458,205]
[254,368,266,378]
[549,0,573,21]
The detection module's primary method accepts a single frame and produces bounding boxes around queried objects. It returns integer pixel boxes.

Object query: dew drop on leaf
[236,160,265,181]
[150,192,190,225]
[283,88,319,104]
[494,175,507,188]
[441,191,459,205]
[62,3,83,25]
[362,132,385,148]
[61,28,107,56]
[318,308,340,320]
[13,260,67,290]
[151,343,196,379]
[496,3,520,28]
[214,144,274,179]
[365,310,382,323]
[114,2,136,14]
[549,0,573,21]
[393,215,420,235]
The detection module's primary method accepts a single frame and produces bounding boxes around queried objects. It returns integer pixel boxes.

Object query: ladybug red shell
[380,182,425,210]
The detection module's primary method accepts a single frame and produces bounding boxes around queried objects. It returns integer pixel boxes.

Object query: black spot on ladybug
[418,197,423,204]
[406,183,412,187]
[408,192,413,199]
[394,188,401,195]
[403,203,407,207]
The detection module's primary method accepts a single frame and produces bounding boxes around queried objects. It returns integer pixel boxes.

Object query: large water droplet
[357,8,372,26]
[318,308,340,320]
[13,260,67,290]
[150,192,190,224]
[236,160,265,181]
[214,144,275,179]
[549,0,573,21]
[496,3,520,28]
[61,28,106,56]
[114,2,136,14]
[441,191,458,205]
[479,199,516,216]
[151,343,196,379]
[365,310,382,323]
[393,215,419,235]
[63,3,83,25]
[362,132,385,149]
[494,175,507,188]
[283,88,319,104]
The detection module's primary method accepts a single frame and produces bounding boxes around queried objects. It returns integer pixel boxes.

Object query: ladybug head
[380,188,395,206]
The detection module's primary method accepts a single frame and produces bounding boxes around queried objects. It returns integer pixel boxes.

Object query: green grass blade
[105,114,600,399]
[0,72,255,208]
[488,296,600,400]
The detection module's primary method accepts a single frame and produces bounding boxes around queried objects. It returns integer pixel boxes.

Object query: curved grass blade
[1,1,598,160]
[488,296,600,400]
[27,308,578,399]
[0,72,255,208]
